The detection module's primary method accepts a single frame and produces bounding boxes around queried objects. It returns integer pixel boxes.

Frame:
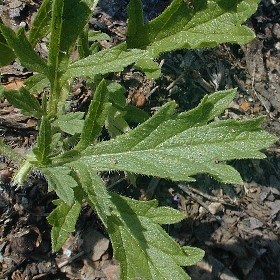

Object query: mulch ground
[0,0,280,279]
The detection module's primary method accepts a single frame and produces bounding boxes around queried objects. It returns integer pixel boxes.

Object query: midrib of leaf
[83,117,270,153]
[67,116,276,184]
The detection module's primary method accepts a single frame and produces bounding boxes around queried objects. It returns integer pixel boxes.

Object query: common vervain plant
[0,0,277,279]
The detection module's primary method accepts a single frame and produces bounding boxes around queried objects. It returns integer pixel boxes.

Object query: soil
[0,0,280,279]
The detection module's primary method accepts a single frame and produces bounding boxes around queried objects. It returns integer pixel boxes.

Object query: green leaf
[105,81,149,135]
[28,0,53,46]
[182,246,205,266]
[107,81,127,109]
[107,193,204,279]
[69,163,112,226]
[0,25,48,75]
[134,58,161,79]
[88,30,111,41]
[4,87,44,118]
[47,0,64,82]
[47,0,91,113]
[127,0,148,49]
[42,166,77,205]
[62,44,147,80]
[24,73,50,93]
[125,105,150,124]
[75,79,111,150]
[47,199,81,252]
[127,0,261,56]
[77,89,234,155]
[106,82,130,137]
[78,26,91,59]
[33,116,52,163]
[106,106,130,137]
[64,90,277,184]
[53,112,84,135]
[0,32,15,66]
[65,163,203,279]
[48,0,91,75]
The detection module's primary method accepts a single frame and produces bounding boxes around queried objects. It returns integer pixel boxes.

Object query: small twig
[107,177,127,190]
[178,183,222,223]
[178,183,210,211]
[187,185,235,207]
[166,73,185,91]
[57,251,85,269]
[141,177,160,200]
[145,85,159,99]
[147,177,160,196]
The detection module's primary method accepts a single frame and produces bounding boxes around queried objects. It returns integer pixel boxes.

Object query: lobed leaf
[65,162,204,279]
[69,163,112,226]
[127,0,261,57]
[47,199,81,252]
[42,166,77,205]
[62,90,277,184]
[71,89,236,155]
[108,193,204,279]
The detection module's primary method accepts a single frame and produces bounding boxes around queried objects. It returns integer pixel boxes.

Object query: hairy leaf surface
[65,163,204,279]
[42,166,77,205]
[48,0,91,75]
[69,163,112,226]
[108,193,204,279]
[65,90,277,184]
[75,79,111,150]
[48,199,81,251]
[127,0,261,56]
[62,44,146,80]
[53,112,84,135]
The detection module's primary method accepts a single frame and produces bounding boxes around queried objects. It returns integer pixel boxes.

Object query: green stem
[13,160,33,186]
